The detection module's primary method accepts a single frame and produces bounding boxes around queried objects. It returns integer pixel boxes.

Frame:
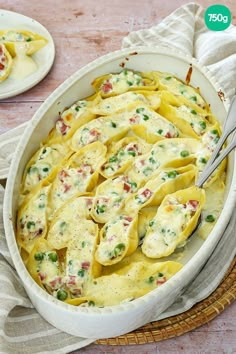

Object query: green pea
[118,149,125,156]
[34,252,44,261]
[143,166,153,176]
[165,76,172,80]
[126,80,133,86]
[109,155,118,163]
[199,121,206,130]
[148,276,155,283]
[157,129,163,135]
[143,114,149,121]
[57,289,68,301]
[158,272,164,277]
[149,220,154,227]
[191,109,197,115]
[96,205,106,214]
[129,181,137,190]
[113,243,125,257]
[200,157,207,164]
[48,252,58,262]
[205,215,215,223]
[180,150,189,158]
[136,107,145,114]
[149,157,156,164]
[27,166,38,175]
[191,95,197,102]
[128,151,136,157]
[88,300,95,306]
[167,170,179,179]
[27,221,35,229]
[110,121,117,128]
[38,203,45,209]
[211,129,219,136]
[78,269,85,277]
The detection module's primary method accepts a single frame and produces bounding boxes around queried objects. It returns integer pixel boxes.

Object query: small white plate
[0,9,55,99]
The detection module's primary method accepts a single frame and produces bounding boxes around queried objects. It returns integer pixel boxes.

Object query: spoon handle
[196,131,236,188]
[196,96,236,188]
[203,96,236,169]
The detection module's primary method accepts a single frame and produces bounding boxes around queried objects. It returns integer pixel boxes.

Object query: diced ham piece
[63,184,71,193]
[156,276,167,285]
[58,170,69,182]
[38,272,46,281]
[102,81,113,93]
[188,200,199,211]
[123,182,131,193]
[49,276,63,289]
[67,275,77,286]
[124,216,132,222]
[165,132,172,138]
[81,261,90,270]
[56,117,70,136]
[129,114,140,124]
[140,188,153,200]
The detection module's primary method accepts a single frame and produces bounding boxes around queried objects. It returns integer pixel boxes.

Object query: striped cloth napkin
[0,3,236,353]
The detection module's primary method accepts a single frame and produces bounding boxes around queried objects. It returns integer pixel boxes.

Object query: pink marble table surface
[0,0,235,352]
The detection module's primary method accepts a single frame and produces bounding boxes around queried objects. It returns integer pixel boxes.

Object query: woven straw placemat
[96,257,236,345]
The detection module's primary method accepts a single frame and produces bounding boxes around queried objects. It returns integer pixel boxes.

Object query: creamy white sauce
[10,43,37,80]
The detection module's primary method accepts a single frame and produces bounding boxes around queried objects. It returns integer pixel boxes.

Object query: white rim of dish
[0,9,55,100]
[4,46,236,316]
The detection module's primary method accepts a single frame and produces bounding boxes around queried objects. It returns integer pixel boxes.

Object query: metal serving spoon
[138,95,236,246]
[196,95,236,187]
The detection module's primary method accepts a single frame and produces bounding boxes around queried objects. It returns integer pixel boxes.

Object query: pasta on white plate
[16,69,226,307]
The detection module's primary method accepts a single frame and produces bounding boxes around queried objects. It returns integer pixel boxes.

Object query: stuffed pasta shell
[0,43,12,82]
[0,29,47,57]
[142,186,205,258]
[92,69,158,97]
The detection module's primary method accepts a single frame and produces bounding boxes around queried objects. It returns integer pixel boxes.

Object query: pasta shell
[0,29,47,57]
[142,186,205,258]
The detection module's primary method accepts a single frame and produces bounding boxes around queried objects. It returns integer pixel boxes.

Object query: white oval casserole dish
[3,47,236,339]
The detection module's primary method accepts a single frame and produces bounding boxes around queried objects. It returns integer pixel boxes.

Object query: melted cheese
[125,165,197,213]
[91,175,138,223]
[92,69,156,97]
[128,138,200,184]
[49,142,106,214]
[197,178,225,240]
[142,186,205,258]
[48,196,93,249]
[0,29,47,57]
[17,185,51,253]
[65,219,100,296]
[95,215,138,266]
[10,42,37,80]
[23,143,72,194]
[157,72,206,108]
[90,91,160,115]
[82,261,182,306]
[100,137,151,178]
